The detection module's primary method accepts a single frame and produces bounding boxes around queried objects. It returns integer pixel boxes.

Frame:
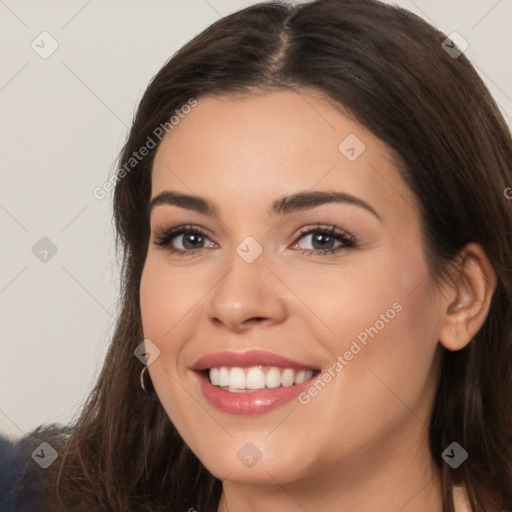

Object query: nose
[206,242,287,333]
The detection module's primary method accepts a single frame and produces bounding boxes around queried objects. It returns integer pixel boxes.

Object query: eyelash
[152,223,357,257]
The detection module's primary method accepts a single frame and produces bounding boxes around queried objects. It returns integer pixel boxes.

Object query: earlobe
[438,243,497,352]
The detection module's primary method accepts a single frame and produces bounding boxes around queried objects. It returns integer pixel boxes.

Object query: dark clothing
[0,432,52,512]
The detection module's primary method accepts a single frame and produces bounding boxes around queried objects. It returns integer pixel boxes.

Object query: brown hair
[27,0,512,510]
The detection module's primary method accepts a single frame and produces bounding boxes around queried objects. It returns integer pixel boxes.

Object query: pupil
[313,233,333,250]
[183,234,203,249]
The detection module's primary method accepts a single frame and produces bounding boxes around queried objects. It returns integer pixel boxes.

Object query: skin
[139,89,496,512]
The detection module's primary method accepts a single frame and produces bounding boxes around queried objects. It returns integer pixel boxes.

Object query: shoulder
[0,426,70,512]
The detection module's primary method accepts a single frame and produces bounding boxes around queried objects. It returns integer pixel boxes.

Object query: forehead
[150,90,417,223]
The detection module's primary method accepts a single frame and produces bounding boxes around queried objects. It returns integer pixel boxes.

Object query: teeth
[281,368,295,387]
[294,369,306,384]
[229,367,246,389]
[246,367,266,389]
[208,366,315,391]
[210,368,220,386]
[266,367,281,389]
[219,367,230,387]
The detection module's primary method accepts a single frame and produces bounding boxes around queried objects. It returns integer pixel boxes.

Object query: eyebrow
[147,190,383,222]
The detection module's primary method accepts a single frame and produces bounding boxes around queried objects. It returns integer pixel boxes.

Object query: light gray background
[1,0,511,440]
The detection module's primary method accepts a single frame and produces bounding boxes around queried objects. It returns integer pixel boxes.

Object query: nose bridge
[206,233,286,330]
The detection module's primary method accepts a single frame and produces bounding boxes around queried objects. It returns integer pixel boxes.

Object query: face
[139,90,444,488]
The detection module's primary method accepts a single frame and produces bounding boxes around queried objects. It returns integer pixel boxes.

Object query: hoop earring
[140,366,153,394]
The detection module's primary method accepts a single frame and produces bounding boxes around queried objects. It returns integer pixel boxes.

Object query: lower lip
[195,371,317,415]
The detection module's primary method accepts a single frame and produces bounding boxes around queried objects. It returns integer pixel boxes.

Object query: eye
[151,223,357,257]
[291,224,356,256]
[152,225,215,256]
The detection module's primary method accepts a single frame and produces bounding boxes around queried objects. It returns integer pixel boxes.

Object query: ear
[438,243,497,351]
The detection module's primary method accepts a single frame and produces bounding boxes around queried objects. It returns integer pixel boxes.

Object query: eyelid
[152,222,357,257]
[152,224,217,248]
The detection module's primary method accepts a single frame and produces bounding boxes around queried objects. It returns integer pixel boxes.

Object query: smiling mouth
[202,366,321,393]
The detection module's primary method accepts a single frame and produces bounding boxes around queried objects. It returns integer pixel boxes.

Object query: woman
[1,0,511,510]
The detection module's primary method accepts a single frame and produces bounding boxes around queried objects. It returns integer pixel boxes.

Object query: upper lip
[191,350,318,371]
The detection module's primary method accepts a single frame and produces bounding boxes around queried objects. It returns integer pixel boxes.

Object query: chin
[193,440,312,486]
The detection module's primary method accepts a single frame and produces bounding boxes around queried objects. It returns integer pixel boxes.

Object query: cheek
[139,262,195,432]
[139,258,212,408]
[289,276,440,469]
[304,250,413,353]
[139,258,200,348]
[310,246,439,417]
[139,260,190,398]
